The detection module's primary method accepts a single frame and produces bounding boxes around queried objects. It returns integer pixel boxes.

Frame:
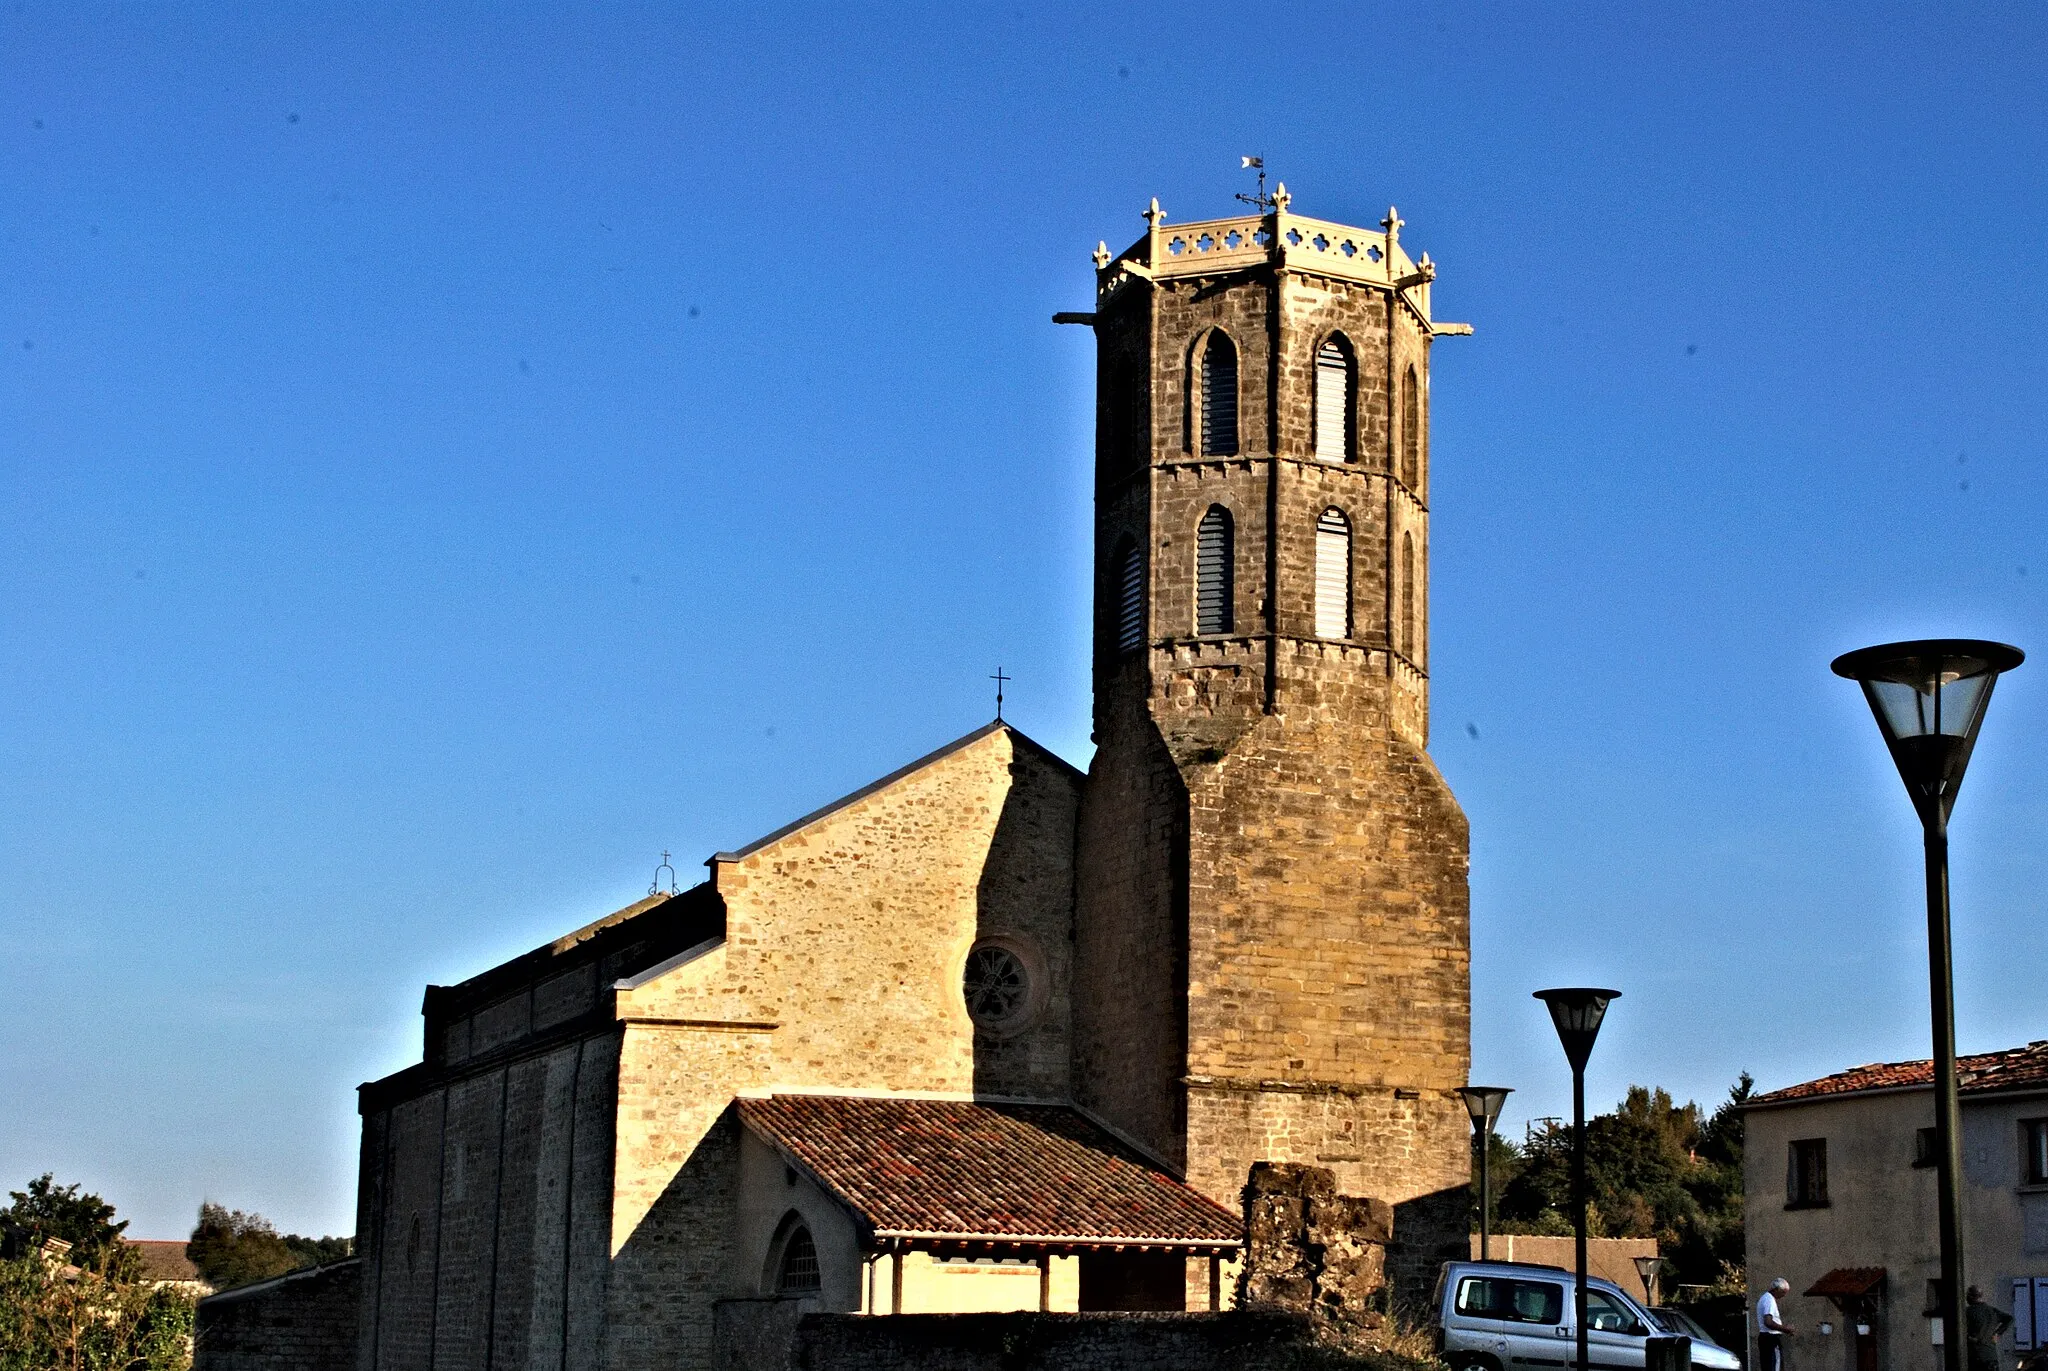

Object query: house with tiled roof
[1743,1039,2048,1371]
[269,191,1485,1371]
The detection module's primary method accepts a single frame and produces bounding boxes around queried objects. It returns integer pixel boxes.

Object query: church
[346,189,1475,1371]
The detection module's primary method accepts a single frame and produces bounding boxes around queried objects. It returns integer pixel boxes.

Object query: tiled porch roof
[736,1095,1240,1250]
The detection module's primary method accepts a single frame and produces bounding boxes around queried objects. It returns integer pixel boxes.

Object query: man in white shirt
[1758,1277,1796,1371]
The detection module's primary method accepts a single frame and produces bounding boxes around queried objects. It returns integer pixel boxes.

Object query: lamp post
[1831,639,2024,1371]
[1633,1253,1662,1307]
[1535,988,1622,1371]
[1459,1086,1513,1261]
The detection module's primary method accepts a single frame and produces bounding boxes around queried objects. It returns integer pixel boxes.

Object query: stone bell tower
[1069,189,1474,1282]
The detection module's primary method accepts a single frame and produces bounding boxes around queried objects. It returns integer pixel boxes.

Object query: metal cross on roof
[990,667,1010,722]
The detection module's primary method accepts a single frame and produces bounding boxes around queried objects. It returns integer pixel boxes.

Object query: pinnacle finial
[1093,240,1111,268]
[1144,197,1165,229]
[1381,206,1404,242]
[1272,182,1291,212]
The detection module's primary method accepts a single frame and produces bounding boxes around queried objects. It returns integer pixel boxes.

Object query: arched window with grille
[1314,335,1355,462]
[1199,332,1239,457]
[1196,505,1233,636]
[1400,531,1417,656]
[1400,364,1421,487]
[1314,508,1351,640]
[1113,537,1143,654]
[777,1224,821,1294]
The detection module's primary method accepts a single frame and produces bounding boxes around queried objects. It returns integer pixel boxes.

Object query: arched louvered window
[1314,509,1351,640]
[1196,506,1233,636]
[1400,364,1421,487]
[1400,531,1417,656]
[1114,538,1143,654]
[1314,336,1354,462]
[778,1225,821,1293]
[1200,332,1239,457]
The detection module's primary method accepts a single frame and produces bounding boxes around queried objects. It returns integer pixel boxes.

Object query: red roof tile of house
[1807,1267,1887,1298]
[125,1240,202,1283]
[1749,1040,2048,1107]
[736,1095,1240,1248]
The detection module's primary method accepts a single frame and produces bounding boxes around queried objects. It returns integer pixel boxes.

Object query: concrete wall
[1746,1086,2048,1371]
[197,1259,361,1371]
[1077,244,1471,1308]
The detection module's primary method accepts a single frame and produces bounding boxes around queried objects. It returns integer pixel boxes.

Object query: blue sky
[5,4,2046,1239]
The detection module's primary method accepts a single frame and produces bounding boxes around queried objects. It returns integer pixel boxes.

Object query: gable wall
[602,727,1081,1371]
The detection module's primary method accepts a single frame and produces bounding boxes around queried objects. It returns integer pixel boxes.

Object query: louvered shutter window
[1401,365,1421,486]
[1400,532,1417,655]
[1314,509,1351,640]
[1201,333,1239,456]
[1315,339,1352,461]
[1196,506,1233,635]
[1116,540,1143,653]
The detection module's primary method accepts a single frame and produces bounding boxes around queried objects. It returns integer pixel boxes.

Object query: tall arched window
[778,1225,821,1294]
[1196,505,1233,636]
[1113,537,1143,654]
[1400,531,1417,656]
[1400,364,1421,488]
[1314,509,1351,640]
[1200,332,1239,457]
[1314,336,1355,462]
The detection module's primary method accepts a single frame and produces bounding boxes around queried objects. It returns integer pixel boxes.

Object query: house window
[1400,364,1421,487]
[1114,538,1142,653]
[778,1225,821,1293]
[1196,506,1233,635]
[1314,336,1354,462]
[1200,332,1239,457]
[963,943,1030,1029]
[1915,1125,1938,1168]
[1314,509,1351,640]
[1787,1138,1829,1208]
[2024,1118,2048,1186]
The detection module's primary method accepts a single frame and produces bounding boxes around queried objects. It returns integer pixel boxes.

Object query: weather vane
[990,667,1011,722]
[1235,155,1276,212]
[650,850,677,897]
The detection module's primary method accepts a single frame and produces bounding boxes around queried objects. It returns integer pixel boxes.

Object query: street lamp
[1634,1253,1662,1307]
[1535,987,1622,1371]
[1459,1086,1513,1261]
[1831,638,2024,1371]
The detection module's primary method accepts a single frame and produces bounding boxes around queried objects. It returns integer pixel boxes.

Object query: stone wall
[197,1259,361,1371]
[1077,235,1471,1293]
[791,1310,1332,1371]
[1238,1164,1389,1332]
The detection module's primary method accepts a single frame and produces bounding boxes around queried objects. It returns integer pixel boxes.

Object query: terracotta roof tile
[1807,1267,1887,1298]
[125,1240,201,1283]
[1750,1039,2048,1107]
[736,1095,1240,1248]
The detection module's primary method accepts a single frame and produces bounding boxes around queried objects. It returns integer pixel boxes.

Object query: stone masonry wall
[793,1310,1328,1371]
[603,724,1082,1371]
[1079,240,1470,1295]
[198,1259,361,1371]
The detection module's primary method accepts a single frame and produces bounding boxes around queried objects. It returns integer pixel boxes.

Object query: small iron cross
[990,667,1011,722]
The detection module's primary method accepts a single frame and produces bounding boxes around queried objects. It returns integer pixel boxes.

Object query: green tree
[1491,1077,1750,1289]
[185,1204,352,1292]
[1,1176,138,1280]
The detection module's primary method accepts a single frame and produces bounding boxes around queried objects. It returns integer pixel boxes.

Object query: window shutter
[2015,1278,2035,1350]
[1314,509,1350,639]
[1196,507,1232,635]
[1117,542,1143,653]
[1315,341,1351,461]
[1201,334,1239,457]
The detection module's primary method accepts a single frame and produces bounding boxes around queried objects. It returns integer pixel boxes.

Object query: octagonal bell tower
[1069,189,1475,1292]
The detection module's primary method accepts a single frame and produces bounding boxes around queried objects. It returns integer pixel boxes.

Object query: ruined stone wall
[197,1259,361,1371]
[354,1033,617,1371]
[793,1310,1326,1371]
